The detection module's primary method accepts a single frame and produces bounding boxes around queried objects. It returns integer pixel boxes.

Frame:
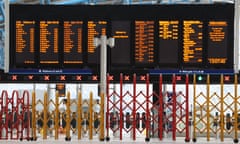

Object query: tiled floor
[0,137,237,144]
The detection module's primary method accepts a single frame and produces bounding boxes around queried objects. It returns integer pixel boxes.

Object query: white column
[235,0,240,73]
[4,0,9,73]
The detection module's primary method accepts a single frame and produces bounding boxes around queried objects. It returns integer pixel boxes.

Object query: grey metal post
[234,0,240,73]
[4,0,9,73]
[94,35,114,138]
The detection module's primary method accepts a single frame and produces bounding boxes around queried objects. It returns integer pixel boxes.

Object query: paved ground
[0,137,237,144]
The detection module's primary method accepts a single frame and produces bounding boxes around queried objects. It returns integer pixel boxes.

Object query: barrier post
[220,74,224,141]
[159,74,163,140]
[193,74,197,142]
[43,92,48,139]
[89,92,93,140]
[77,92,82,139]
[234,74,239,143]
[206,74,210,141]
[132,74,136,141]
[22,90,30,140]
[65,91,71,141]
[172,74,176,141]
[145,74,150,142]
[106,74,110,141]
[32,91,36,140]
[119,74,123,140]
[185,74,190,142]
[99,92,104,141]
[55,91,59,140]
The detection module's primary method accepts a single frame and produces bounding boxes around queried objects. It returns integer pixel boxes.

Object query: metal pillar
[234,0,240,73]
[4,0,9,73]
[94,35,114,141]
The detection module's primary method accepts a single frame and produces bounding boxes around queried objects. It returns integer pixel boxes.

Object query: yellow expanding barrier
[30,90,103,141]
[193,74,238,143]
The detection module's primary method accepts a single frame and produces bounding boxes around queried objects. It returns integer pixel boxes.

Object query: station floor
[0,138,236,144]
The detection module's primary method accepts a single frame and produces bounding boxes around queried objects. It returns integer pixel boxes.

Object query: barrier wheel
[185,138,190,142]
[192,138,197,143]
[19,138,23,141]
[145,137,150,142]
[100,138,105,141]
[106,137,110,141]
[65,137,71,141]
[233,138,238,143]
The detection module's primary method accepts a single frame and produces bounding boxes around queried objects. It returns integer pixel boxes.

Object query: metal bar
[99,92,104,140]
[133,73,136,140]
[55,91,59,140]
[159,74,163,140]
[23,90,30,140]
[32,91,36,140]
[77,92,82,139]
[4,0,9,73]
[106,74,110,140]
[193,74,196,142]
[66,91,71,140]
[234,0,240,73]
[206,74,210,141]
[43,92,48,139]
[145,74,150,141]
[185,74,190,142]
[220,74,224,141]
[119,73,123,140]
[89,92,93,140]
[234,74,238,142]
[172,74,176,141]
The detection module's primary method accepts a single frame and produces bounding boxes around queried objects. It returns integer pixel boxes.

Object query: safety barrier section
[106,74,149,141]
[193,74,239,143]
[31,90,103,141]
[106,74,189,142]
[154,74,189,142]
[0,90,30,140]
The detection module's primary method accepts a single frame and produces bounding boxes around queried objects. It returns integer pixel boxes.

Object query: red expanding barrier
[0,90,30,140]
[106,74,189,141]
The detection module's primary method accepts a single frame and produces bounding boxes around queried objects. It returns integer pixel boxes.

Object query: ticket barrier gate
[31,91,104,141]
[0,90,31,140]
[149,74,190,142]
[193,74,239,143]
[106,74,151,141]
[106,74,190,142]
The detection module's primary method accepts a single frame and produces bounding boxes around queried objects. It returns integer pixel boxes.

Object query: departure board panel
[159,20,179,64]
[111,21,131,64]
[208,21,228,64]
[15,20,35,65]
[40,20,59,64]
[183,20,203,64]
[135,21,154,64]
[10,4,234,74]
[64,21,83,64]
[87,20,107,64]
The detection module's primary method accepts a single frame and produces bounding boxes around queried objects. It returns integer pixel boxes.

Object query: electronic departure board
[208,21,228,65]
[88,20,107,64]
[40,20,59,64]
[64,21,83,64]
[10,4,234,74]
[159,21,179,64]
[15,20,35,65]
[183,20,203,64]
[111,21,131,65]
[135,21,154,64]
